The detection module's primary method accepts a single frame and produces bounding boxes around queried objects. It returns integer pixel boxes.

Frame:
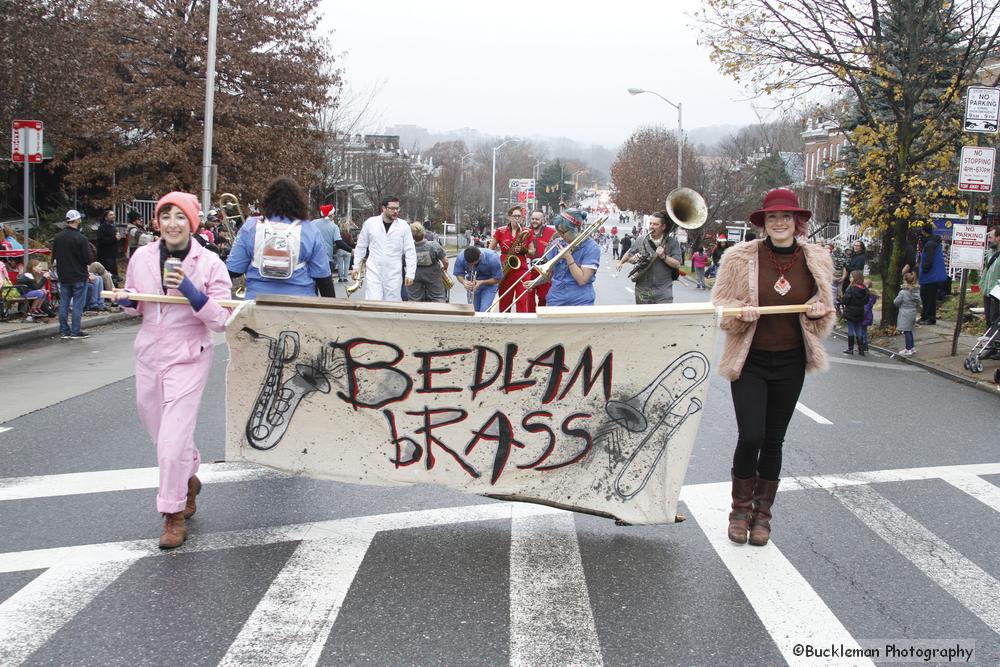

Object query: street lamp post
[572,169,588,194]
[491,138,520,234]
[628,87,682,189]
[458,152,475,237]
[200,0,220,213]
[532,159,545,210]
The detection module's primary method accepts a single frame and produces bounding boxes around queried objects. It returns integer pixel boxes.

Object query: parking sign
[964,87,999,133]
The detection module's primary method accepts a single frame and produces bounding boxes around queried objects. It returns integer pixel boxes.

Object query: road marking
[0,462,282,502]
[219,532,375,667]
[834,484,1000,634]
[682,486,874,666]
[0,502,563,574]
[0,427,11,434]
[827,357,918,371]
[794,402,832,425]
[938,472,1000,513]
[509,513,603,667]
[0,558,138,665]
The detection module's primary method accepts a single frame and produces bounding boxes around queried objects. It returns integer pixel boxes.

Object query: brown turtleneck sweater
[751,239,816,351]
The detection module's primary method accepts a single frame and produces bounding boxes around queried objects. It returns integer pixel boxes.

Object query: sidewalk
[833,315,1000,395]
[0,309,135,349]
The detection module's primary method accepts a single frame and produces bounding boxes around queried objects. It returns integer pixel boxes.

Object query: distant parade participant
[452,246,502,311]
[527,210,556,307]
[353,196,416,301]
[111,192,232,549]
[712,188,834,547]
[226,177,335,300]
[616,210,683,304]
[538,208,600,307]
[408,222,449,302]
[489,205,535,312]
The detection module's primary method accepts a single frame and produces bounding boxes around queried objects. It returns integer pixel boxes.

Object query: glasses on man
[386,206,400,211]
[510,213,522,218]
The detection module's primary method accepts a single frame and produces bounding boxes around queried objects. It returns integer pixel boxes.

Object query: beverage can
[163,257,183,290]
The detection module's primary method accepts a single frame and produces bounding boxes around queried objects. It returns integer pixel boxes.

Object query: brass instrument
[524,215,608,291]
[502,227,532,275]
[464,266,477,304]
[244,329,331,451]
[629,188,707,283]
[441,264,454,290]
[346,257,366,297]
[217,193,248,298]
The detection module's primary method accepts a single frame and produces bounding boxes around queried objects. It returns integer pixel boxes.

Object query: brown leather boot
[727,470,756,544]
[183,475,202,519]
[749,478,780,546]
[159,511,187,549]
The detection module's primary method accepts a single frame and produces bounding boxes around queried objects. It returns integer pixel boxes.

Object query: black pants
[730,347,806,481]
[919,282,941,322]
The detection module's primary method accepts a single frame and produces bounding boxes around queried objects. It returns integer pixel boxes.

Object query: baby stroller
[963,317,1000,374]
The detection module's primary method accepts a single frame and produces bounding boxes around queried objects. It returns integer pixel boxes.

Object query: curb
[830,329,999,395]
[0,311,135,349]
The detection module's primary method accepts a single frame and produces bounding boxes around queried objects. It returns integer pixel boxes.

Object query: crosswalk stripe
[219,532,375,667]
[0,502,563,574]
[827,357,918,371]
[0,463,282,502]
[509,513,603,667]
[833,484,1000,634]
[0,559,138,665]
[795,401,832,425]
[938,472,1000,513]
[681,485,874,666]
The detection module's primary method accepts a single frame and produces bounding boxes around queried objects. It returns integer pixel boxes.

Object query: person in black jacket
[841,270,870,356]
[52,209,95,339]
[96,209,120,285]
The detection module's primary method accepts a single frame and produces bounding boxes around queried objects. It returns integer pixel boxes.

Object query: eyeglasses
[510,213,523,218]
[386,206,400,211]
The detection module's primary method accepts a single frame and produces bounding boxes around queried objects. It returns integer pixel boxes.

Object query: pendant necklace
[766,242,801,296]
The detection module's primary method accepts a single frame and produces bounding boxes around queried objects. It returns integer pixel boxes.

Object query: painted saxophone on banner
[244,328,332,450]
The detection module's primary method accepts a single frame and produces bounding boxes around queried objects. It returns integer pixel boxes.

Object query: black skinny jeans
[919,282,940,322]
[730,347,806,481]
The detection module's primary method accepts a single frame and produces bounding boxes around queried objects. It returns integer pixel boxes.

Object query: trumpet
[346,258,366,297]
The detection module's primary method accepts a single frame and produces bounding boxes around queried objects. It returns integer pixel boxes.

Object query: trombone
[216,193,249,298]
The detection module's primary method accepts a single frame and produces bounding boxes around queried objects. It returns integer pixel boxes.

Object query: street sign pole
[23,131,30,266]
[952,132,982,356]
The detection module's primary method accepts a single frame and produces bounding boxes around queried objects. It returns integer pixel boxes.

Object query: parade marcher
[712,188,835,547]
[408,222,449,303]
[489,206,536,313]
[110,192,232,548]
[527,210,556,308]
[537,208,600,307]
[616,210,683,304]
[917,223,947,324]
[353,196,416,301]
[52,209,95,339]
[96,209,120,285]
[227,177,335,300]
[313,204,353,282]
[452,246,502,312]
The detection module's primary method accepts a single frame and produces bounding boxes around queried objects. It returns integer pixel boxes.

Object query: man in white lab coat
[353,196,417,301]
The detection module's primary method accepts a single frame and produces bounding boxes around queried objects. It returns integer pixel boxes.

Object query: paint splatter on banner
[226,302,717,525]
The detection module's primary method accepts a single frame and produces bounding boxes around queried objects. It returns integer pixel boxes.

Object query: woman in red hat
[711,188,835,546]
[111,192,232,549]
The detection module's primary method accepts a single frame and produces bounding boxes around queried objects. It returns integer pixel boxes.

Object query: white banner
[225,300,718,525]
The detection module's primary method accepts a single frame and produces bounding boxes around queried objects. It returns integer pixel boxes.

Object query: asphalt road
[1,241,998,666]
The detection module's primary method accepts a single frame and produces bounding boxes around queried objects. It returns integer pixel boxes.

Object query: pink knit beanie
[154,192,202,233]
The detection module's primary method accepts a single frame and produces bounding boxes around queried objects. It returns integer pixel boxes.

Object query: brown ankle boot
[183,475,202,519]
[159,511,187,549]
[727,471,756,544]
[749,478,780,546]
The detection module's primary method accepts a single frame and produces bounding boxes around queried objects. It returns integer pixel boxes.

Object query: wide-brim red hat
[748,188,811,227]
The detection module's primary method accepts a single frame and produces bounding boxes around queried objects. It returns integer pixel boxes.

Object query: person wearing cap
[227,177,336,300]
[535,208,600,307]
[408,222,449,302]
[110,192,232,549]
[313,204,353,283]
[616,210,683,304]
[125,211,146,259]
[51,209,95,339]
[712,188,835,548]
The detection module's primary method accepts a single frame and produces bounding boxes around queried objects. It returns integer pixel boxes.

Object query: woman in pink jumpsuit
[112,192,232,548]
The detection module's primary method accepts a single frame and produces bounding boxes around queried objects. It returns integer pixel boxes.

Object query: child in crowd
[860,279,877,353]
[841,270,870,356]
[16,259,55,321]
[894,271,921,356]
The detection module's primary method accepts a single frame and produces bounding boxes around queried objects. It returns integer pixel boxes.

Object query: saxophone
[346,258,366,297]
[502,227,532,276]
[244,328,332,451]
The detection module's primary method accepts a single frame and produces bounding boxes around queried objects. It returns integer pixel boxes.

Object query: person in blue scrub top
[540,209,600,306]
[452,246,502,312]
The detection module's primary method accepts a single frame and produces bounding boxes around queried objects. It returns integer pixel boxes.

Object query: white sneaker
[899,348,914,356]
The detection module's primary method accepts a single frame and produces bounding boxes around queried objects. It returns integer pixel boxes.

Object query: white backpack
[251,218,304,279]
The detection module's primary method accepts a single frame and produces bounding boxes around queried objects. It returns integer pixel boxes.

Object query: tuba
[244,329,331,451]
[346,257,366,297]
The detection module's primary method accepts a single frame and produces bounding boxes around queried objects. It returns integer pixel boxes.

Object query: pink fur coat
[711,239,836,380]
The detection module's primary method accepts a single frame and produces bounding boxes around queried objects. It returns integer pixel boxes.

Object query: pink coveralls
[122,240,232,513]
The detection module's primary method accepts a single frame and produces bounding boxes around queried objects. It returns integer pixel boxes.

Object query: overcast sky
[317,0,767,149]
